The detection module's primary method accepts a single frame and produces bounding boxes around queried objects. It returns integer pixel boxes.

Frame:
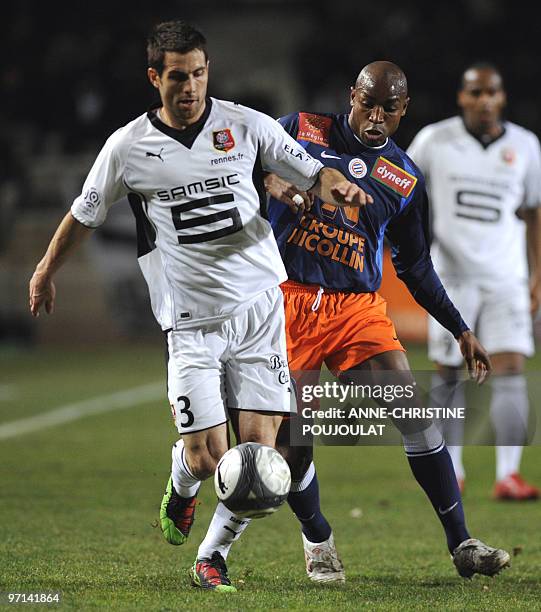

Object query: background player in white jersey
[408,63,541,500]
[28,21,373,592]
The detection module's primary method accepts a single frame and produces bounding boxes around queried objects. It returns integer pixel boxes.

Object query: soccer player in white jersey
[408,63,540,500]
[28,21,373,592]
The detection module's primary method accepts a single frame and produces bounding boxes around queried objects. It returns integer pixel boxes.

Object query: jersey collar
[461,117,507,150]
[341,114,392,155]
[352,131,389,150]
[147,98,213,149]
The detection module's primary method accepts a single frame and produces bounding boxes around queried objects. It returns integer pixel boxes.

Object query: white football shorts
[166,286,294,434]
[429,278,534,367]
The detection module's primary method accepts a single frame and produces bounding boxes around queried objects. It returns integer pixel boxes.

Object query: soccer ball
[214,442,291,518]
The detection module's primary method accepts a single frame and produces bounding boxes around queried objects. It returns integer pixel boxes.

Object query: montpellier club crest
[213,129,235,152]
[348,158,368,178]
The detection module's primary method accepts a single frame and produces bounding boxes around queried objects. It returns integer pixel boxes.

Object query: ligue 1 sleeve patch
[370,157,417,198]
[83,187,100,210]
[213,129,235,152]
[297,113,332,147]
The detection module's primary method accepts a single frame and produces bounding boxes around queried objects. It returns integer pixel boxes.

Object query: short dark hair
[459,61,503,90]
[147,20,208,74]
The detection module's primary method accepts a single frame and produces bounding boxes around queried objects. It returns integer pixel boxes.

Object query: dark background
[3,0,536,215]
[1,0,537,344]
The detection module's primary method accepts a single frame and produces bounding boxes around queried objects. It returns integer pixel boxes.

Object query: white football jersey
[407,116,541,284]
[71,98,323,330]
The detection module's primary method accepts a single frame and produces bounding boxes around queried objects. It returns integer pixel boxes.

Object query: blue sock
[287,463,332,543]
[407,445,470,553]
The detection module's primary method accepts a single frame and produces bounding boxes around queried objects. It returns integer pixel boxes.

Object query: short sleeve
[71,129,128,227]
[523,132,541,208]
[406,126,433,179]
[254,111,323,191]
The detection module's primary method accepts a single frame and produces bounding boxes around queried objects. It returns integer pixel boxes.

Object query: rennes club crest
[213,129,235,153]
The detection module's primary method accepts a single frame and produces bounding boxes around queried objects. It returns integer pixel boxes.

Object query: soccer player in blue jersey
[265,61,510,582]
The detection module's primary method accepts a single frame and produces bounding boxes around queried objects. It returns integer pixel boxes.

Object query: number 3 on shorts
[177,396,194,428]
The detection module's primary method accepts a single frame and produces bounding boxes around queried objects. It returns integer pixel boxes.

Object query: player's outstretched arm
[29,213,94,317]
[457,330,492,385]
[264,173,312,214]
[309,167,373,208]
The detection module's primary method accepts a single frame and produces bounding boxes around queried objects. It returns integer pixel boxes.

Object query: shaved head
[460,62,502,91]
[355,61,408,98]
[349,61,409,146]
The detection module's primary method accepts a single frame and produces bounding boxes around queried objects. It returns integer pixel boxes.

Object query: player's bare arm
[524,206,541,313]
[29,213,93,317]
[264,168,372,213]
[263,173,312,214]
[457,330,491,384]
[310,167,373,208]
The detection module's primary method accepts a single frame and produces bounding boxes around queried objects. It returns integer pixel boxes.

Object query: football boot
[160,475,199,545]
[302,532,345,583]
[452,538,510,578]
[190,551,237,592]
[493,473,539,501]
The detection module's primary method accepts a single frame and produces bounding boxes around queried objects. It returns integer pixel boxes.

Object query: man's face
[148,49,209,127]
[458,68,506,132]
[349,80,409,147]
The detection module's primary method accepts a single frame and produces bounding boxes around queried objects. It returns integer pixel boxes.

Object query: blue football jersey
[268,111,469,338]
[269,111,428,292]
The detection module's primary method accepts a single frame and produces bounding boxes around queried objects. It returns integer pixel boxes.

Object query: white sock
[490,375,529,481]
[495,446,524,481]
[430,373,466,479]
[401,422,444,456]
[171,439,201,497]
[197,502,251,560]
[447,446,465,481]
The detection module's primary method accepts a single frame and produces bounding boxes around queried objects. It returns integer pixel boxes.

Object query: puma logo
[217,465,228,494]
[146,147,165,162]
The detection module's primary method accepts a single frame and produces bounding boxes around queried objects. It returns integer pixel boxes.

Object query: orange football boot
[493,473,540,500]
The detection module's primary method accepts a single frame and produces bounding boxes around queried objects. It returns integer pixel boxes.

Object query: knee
[242,431,275,447]
[492,365,524,377]
[239,421,280,447]
[276,445,313,481]
[184,445,220,480]
[437,365,461,384]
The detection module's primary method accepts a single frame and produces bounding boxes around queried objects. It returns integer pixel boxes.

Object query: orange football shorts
[281,280,404,375]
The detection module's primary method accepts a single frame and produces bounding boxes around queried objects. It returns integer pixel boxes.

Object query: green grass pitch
[1,343,540,610]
